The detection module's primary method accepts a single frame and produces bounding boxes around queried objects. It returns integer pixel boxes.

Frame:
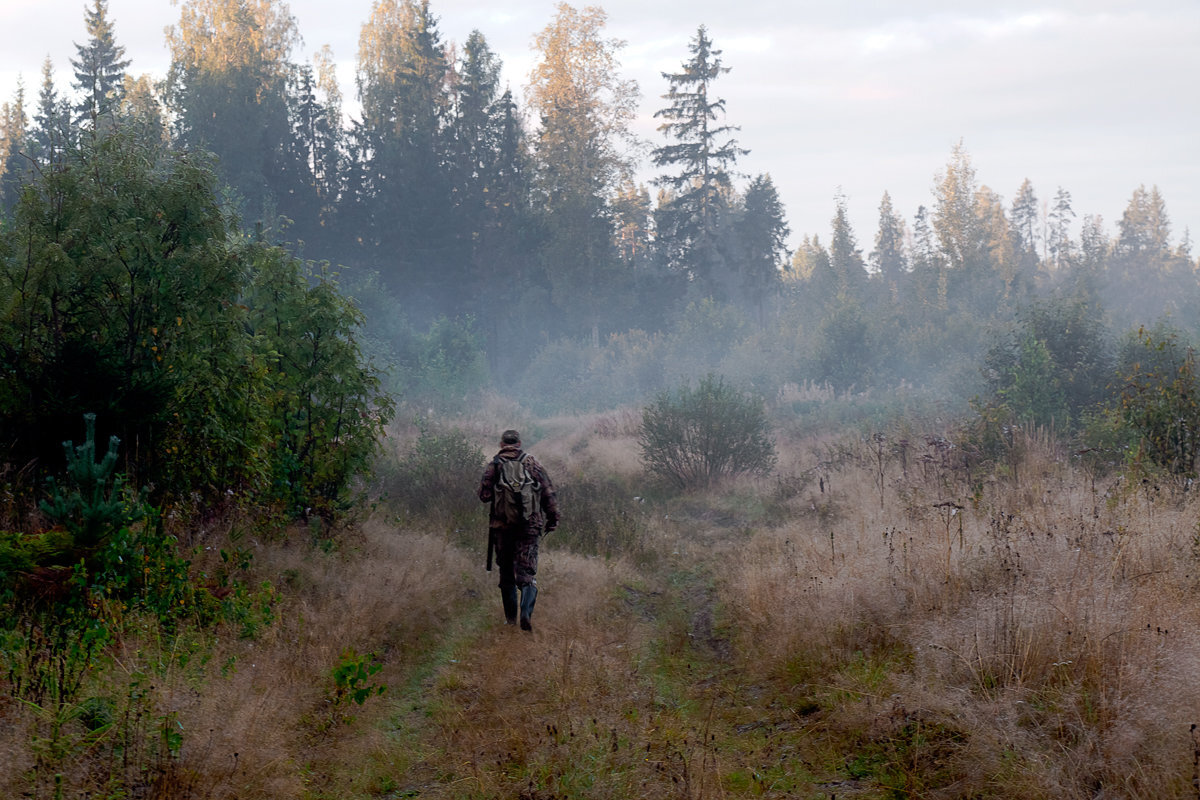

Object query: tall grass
[727,426,1200,797]
[6,413,1200,797]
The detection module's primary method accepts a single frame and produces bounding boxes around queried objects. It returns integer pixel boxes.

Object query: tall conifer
[71,0,130,128]
[652,25,746,297]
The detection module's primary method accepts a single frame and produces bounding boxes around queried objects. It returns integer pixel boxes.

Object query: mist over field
[3,1,1200,797]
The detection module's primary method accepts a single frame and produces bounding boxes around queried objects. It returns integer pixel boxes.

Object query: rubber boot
[518,583,538,631]
[501,586,518,625]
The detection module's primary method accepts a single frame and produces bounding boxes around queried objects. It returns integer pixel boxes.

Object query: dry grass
[727,427,1200,797]
[8,417,1200,798]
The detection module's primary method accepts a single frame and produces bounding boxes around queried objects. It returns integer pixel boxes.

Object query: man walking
[478,430,559,631]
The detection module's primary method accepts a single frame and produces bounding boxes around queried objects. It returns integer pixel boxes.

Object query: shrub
[0,131,392,519]
[381,424,484,529]
[1117,325,1200,479]
[244,250,393,518]
[0,131,249,497]
[639,373,777,490]
[979,298,1114,431]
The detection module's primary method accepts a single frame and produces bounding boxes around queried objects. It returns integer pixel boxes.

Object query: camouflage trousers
[494,524,541,589]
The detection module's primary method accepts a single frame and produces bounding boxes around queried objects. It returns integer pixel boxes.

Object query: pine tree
[651,25,746,297]
[1046,186,1075,268]
[71,0,131,129]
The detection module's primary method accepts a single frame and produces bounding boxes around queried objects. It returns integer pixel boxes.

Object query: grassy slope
[6,415,1200,798]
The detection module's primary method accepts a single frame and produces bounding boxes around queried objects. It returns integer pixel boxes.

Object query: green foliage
[40,414,138,552]
[814,300,874,393]
[665,299,748,381]
[1117,326,1200,478]
[330,647,386,708]
[391,316,490,411]
[980,298,1114,431]
[996,333,1069,429]
[0,130,247,496]
[639,373,776,490]
[91,510,195,629]
[0,130,391,520]
[380,424,484,527]
[245,249,393,517]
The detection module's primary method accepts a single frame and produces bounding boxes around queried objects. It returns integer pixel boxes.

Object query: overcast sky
[1,0,1197,253]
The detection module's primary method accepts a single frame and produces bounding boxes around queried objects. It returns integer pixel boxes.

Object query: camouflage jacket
[478,444,559,532]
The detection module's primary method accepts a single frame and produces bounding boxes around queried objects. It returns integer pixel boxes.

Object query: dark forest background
[2,0,1198,504]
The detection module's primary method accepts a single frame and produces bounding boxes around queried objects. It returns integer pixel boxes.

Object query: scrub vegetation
[7,400,1200,798]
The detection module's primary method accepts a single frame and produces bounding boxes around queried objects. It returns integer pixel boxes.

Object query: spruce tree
[652,25,746,298]
[32,58,73,167]
[71,0,131,129]
[356,0,461,315]
[870,190,907,282]
[734,174,789,322]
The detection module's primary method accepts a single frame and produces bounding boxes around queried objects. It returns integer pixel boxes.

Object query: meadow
[4,401,1199,799]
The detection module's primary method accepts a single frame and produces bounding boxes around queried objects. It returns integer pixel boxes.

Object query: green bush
[0,131,249,498]
[639,373,777,490]
[0,131,392,520]
[387,316,490,413]
[244,249,393,518]
[381,424,484,530]
[979,298,1114,431]
[1117,325,1200,479]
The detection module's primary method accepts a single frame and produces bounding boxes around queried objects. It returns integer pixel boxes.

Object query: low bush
[639,373,777,490]
[379,424,485,532]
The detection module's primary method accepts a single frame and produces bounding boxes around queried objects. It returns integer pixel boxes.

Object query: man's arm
[531,457,559,531]
[478,459,497,503]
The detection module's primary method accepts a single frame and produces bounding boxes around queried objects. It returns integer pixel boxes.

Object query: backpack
[493,452,540,525]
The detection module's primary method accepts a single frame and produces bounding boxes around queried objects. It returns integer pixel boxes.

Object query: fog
[1,0,1198,432]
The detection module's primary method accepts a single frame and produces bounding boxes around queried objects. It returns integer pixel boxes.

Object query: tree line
[2,0,1198,437]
